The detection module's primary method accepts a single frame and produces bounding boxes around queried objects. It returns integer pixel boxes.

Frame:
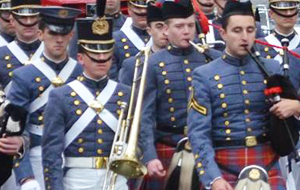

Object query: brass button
[195,154,199,159]
[189,86,192,91]
[279,50,284,56]
[47,185,51,190]
[266,55,271,59]
[97,139,103,144]
[162,71,167,76]
[226,137,231,141]
[144,38,149,42]
[170,107,175,112]
[220,93,225,99]
[39,86,44,91]
[186,68,191,73]
[264,47,269,52]
[98,129,103,134]
[117,109,121,115]
[8,71,13,77]
[124,45,129,50]
[159,62,165,67]
[97,119,103,125]
[245,118,251,122]
[247,128,252,132]
[263,80,267,84]
[97,149,103,154]
[76,109,82,115]
[166,89,172,94]
[165,79,170,85]
[118,91,124,96]
[38,115,43,121]
[217,84,223,89]
[225,121,230,126]
[223,112,228,117]
[171,117,176,121]
[5,55,10,60]
[125,53,130,58]
[78,147,84,153]
[44,168,49,173]
[214,75,220,81]
[184,59,189,64]
[14,163,19,168]
[243,90,248,94]
[240,71,245,75]
[45,177,49,181]
[168,98,173,103]
[78,138,83,143]
[74,100,80,106]
[77,76,85,81]
[35,77,41,83]
[167,45,172,50]
[197,162,202,168]
[71,91,77,97]
[121,38,127,42]
[7,63,12,69]
[221,103,227,108]
[242,80,247,85]
[226,129,231,134]
[187,77,192,82]
[244,109,250,114]
[199,170,205,175]
[117,100,122,105]
[96,91,100,96]
[245,99,250,105]
[222,54,227,59]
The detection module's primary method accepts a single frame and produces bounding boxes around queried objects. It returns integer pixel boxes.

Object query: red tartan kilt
[139,143,175,190]
[215,143,286,190]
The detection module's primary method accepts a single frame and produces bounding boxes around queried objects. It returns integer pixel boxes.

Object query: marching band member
[0,0,15,47]
[7,6,82,190]
[42,5,131,190]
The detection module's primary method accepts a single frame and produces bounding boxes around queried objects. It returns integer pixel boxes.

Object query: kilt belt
[214,135,268,148]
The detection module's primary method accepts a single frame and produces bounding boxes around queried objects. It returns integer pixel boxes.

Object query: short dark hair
[38,20,46,31]
[221,15,255,30]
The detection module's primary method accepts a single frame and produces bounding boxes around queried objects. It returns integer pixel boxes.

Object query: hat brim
[270,2,300,9]
[79,39,115,53]
[47,24,74,35]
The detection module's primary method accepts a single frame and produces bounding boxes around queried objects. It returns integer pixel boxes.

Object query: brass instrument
[103,47,150,190]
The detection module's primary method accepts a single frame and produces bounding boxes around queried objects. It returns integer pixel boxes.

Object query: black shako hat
[162,0,194,20]
[11,0,40,16]
[221,0,254,24]
[77,0,114,53]
[40,6,81,35]
[147,0,163,23]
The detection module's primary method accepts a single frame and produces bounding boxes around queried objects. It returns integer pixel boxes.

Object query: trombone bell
[110,157,147,178]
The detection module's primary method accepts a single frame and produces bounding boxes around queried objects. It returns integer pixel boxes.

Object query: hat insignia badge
[58,9,69,18]
[92,17,109,35]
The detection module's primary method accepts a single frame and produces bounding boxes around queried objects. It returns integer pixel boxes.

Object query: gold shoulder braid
[188,87,207,115]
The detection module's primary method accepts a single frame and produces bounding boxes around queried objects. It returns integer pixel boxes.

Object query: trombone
[103,47,150,190]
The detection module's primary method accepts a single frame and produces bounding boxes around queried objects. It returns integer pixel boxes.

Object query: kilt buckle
[245,136,257,147]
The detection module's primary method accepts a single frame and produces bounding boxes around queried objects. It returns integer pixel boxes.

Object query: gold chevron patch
[188,88,207,116]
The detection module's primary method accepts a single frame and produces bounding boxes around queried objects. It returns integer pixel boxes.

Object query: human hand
[146,159,166,177]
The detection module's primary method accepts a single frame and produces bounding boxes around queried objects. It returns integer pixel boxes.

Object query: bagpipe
[247,41,300,159]
[0,86,27,186]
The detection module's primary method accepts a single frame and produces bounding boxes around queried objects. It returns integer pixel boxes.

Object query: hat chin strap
[13,15,38,27]
[271,7,299,18]
[214,0,225,10]
[198,1,214,7]
[84,51,112,64]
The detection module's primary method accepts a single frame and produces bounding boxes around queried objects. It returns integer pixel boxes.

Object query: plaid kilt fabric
[139,142,175,190]
[214,143,286,190]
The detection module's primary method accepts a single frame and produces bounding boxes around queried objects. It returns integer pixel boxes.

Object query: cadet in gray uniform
[111,0,150,79]
[0,0,15,47]
[188,1,300,190]
[118,0,168,86]
[42,3,131,190]
[139,0,221,189]
[105,0,127,31]
[8,6,82,190]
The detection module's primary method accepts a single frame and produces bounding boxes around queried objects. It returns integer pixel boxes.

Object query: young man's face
[38,27,73,60]
[0,11,14,35]
[106,0,121,14]
[147,21,168,49]
[11,15,39,42]
[220,15,256,58]
[269,8,298,33]
[78,51,113,80]
[128,4,147,29]
[164,15,196,49]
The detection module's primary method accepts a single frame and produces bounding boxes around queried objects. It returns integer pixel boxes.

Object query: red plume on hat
[191,0,209,34]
